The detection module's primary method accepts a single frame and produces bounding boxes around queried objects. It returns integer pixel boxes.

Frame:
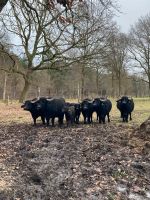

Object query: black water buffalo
[93,98,112,124]
[116,96,134,122]
[64,103,76,126]
[81,99,93,124]
[21,98,46,125]
[74,103,81,124]
[64,102,81,125]
[36,97,66,126]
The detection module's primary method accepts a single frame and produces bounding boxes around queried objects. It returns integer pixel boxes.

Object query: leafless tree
[71,0,115,99]
[0,0,117,101]
[128,14,150,96]
[104,30,129,96]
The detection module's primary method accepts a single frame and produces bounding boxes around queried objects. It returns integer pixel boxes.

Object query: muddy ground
[0,104,150,200]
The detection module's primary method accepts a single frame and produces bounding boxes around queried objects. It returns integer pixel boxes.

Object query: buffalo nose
[37,105,41,109]
[83,107,88,110]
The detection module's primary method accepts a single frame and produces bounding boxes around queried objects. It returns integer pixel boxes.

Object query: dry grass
[0,101,30,124]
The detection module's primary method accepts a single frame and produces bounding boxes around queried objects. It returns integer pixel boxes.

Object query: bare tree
[72,0,115,99]
[0,37,17,100]
[104,30,129,96]
[1,0,117,102]
[128,14,150,96]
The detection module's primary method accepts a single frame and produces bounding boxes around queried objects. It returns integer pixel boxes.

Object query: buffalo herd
[21,96,134,126]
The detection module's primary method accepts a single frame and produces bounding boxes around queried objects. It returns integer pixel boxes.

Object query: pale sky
[115,0,150,33]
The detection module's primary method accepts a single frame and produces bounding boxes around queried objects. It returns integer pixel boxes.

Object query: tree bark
[111,71,115,97]
[81,65,85,100]
[148,73,150,97]
[118,70,121,96]
[3,72,8,101]
[148,81,150,97]
[77,83,80,102]
[96,68,99,95]
[19,78,30,103]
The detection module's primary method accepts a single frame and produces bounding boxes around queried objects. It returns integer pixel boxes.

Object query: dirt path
[0,121,150,200]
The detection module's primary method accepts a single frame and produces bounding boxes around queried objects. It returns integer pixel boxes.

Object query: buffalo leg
[41,116,45,125]
[52,118,55,127]
[107,114,110,122]
[88,115,92,124]
[75,116,79,124]
[102,117,105,124]
[77,115,80,123]
[99,117,102,124]
[90,114,93,123]
[33,117,36,125]
[46,117,50,126]
[58,116,63,127]
[129,113,132,120]
[97,113,99,120]
[84,116,86,124]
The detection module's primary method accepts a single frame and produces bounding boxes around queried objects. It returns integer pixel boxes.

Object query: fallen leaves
[0,104,150,199]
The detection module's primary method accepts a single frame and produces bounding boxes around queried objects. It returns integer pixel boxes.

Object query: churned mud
[0,104,150,200]
[0,119,150,200]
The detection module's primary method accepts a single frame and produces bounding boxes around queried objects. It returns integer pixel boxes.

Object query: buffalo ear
[116,98,121,102]
[21,104,25,108]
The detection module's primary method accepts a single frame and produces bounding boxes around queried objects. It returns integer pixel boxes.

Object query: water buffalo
[21,98,46,125]
[81,99,94,124]
[35,97,66,126]
[64,102,81,125]
[116,96,134,122]
[93,98,112,124]
[74,103,81,124]
[63,103,76,126]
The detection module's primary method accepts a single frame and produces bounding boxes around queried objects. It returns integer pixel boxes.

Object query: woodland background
[0,0,150,102]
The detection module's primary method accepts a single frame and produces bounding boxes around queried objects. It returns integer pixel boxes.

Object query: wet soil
[0,118,150,200]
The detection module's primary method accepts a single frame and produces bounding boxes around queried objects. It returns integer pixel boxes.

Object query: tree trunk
[96,68,99,95]
[149,81,150,97]
[118,71,121,96]
[148,74,150,97]
[3,72,8,101]
[12,76,18,99]
[77,83,80,102]
[19,79,30,103]
[81,65,85,100]
[111,71,115,98]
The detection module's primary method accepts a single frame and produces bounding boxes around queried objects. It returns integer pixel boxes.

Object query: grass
[0,98,149,125]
